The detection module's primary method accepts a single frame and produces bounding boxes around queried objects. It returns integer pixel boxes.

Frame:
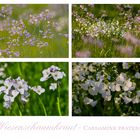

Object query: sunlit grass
[0,4,68,58]
[72,4,140,58]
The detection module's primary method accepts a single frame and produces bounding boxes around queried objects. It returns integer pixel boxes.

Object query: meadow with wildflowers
[72,62,140,116]
[0,62,68,116]
[72,4,140,58]
[0,4,68,58]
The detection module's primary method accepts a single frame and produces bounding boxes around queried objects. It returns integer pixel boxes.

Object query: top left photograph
[0,4,68,58]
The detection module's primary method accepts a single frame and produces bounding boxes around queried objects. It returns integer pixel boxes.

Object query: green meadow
[0,62,68,116]
[0,4,68,58]
[72,4,140,57]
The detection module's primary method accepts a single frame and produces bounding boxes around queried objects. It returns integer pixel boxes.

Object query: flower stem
[39,98,47,116]
[17,63,22,76]
[57,87,62,116]
[57,97,62,116]
[19,109,22,116]
[16,103,22,116]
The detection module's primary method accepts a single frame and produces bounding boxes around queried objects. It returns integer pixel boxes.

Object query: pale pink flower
[76,50,91,58]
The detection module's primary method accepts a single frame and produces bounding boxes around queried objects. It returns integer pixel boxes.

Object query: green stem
[57,87,62,116]
[17,63,22,77]
[57,97,62,116]
[16,103,22,116]
[39,98,47,116]
[6,109,11,116]
[18,109,22,116]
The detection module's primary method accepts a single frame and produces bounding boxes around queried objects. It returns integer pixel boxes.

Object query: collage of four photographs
[0,4,140,116]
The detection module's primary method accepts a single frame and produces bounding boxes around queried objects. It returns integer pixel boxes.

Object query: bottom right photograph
[72,62,140,116]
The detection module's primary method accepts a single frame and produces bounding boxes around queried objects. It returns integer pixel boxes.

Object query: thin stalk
[16,103,22,116]
[57,97,62,116]
[39,97,47,116]
[57,87,62,116]
[18,109,22,116]
[17,63,22,77]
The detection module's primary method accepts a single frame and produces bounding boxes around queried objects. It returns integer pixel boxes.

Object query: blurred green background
[0,62,68,116]
[0,4,68,58]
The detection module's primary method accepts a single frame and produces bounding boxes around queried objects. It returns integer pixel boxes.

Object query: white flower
[109,82,116,92]
[0,77,31,108]
[11,90,19,98]
[115,84,121,92]
[137,90,140,97]
[3,94,15,109]
[51,71,65,81]
[135,72,140,79]
[83,97,97,107]
[21,91,29,103]
[40,69,50,81]
[123,96,132,104]
[4,77,13,89]
[31,85,45,95]
[49,83,57,91]
[130,82,136,91]
[101,90,112,101]
[122,79,135,91]
[3,101,12,109]
[99,83,108,94]
[0,86,6,94]
[122,62,129,69]
[83,97,93,104]
[14,77,29,94]
[49,65,60,72]
[132,96,140,104]
[90,100,97,107]
[3,95,14,102]
[81,83,89,91]
[88,87,98,96]
[21,95,28,103]
[122,79,132,91]
[40,65,66,82]
[116,73,126,84]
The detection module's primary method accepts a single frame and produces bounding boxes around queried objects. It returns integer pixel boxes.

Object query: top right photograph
[72,4,140,58]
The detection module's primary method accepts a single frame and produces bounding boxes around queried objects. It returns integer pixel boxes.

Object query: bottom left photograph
[0,62,68,116]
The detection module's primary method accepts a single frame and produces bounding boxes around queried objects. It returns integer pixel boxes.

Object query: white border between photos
[0,1,140,140]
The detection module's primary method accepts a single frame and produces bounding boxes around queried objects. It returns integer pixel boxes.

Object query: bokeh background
[0,4,68,58]
[0,62,68,116]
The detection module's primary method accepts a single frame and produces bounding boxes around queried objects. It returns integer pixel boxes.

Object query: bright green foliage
[0,62,68,116]
[0,4,68,58]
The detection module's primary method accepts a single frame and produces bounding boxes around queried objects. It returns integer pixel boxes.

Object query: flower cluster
[9,19,26,36]
[87,19,126,38]
[0,64,66,109]
[0,6,12,19]
[0,77,45,109]
[72,4,140,57]
[73,4,140,39]
[0,5,68,58]
[29,9,54,25]
[40,65,66,91]
[72,62,140,116]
